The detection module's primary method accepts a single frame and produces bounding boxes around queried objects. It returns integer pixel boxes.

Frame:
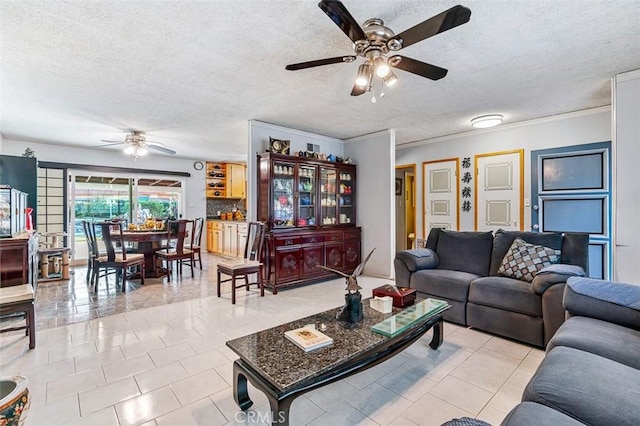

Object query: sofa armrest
[564,277,640,331]
[394,249,439,286]
[531,264,585,295]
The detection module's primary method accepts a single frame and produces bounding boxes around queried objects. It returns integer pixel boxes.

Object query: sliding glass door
[69,171,184,262]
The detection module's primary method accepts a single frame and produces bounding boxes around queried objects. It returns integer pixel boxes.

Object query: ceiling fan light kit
[471,114,504,128]
[95,130,177,161]
[285,1,472,102]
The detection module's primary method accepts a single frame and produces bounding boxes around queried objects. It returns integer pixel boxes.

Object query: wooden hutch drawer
[324,232,343,242]
[301,235,324,244]
[344,229,360,240]
[273,236,301,247]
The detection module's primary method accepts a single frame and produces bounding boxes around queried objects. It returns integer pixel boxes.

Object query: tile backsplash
[206,198,246,217]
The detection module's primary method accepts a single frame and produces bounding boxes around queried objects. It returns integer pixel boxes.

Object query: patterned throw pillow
[498,237,561,282]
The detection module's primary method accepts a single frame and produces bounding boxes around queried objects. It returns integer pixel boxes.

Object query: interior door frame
[396,163,416,249]
[422,158,460,238]
[474,149,524,231]
[531,141,612,279]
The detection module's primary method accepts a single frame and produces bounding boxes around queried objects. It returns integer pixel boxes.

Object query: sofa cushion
[523,346,640,425]
[395,249,439,272]
[490,229,563,276]
[547,316,640,370]
[436,230,493,276]
[497,238,560,282]
[564,277,640,331]
[468,276,542,317]
[501,402,584,426]
[410,269,479,302]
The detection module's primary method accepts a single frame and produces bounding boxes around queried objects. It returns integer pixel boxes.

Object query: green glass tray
[371,298,450,337]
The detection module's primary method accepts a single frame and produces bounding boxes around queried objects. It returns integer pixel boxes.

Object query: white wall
[1,138,207,219]
[396,107,611,237]
[246,120,345,221]
[613,69,640,283]
[345,130,395,279]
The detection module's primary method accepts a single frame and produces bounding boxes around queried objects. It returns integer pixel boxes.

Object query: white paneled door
[422,158,459,237]
[475,150,523,232]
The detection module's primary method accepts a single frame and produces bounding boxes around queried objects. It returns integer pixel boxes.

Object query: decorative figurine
[317,248,376,324]
[22,148,35,158]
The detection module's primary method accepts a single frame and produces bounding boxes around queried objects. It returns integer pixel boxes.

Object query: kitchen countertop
[206,217,246,222]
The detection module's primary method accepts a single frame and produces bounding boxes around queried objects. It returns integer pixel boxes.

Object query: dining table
[121,230,168,278]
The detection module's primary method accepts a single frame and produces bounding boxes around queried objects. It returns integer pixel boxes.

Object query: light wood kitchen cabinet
[226,163,246,199]
[205,162,246,199]
[207,220,224,254]
[206,162,226,199]
[207,220,247,257]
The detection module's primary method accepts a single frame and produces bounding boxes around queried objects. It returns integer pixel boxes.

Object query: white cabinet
[223,222,238,257]
[208,220,247,257]
[237,222,248,256]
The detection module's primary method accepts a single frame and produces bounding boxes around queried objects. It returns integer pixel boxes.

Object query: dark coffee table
[226,298,449,426]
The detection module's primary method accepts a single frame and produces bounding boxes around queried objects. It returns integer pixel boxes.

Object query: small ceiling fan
[286,1,471,101]
[96,130,176,160]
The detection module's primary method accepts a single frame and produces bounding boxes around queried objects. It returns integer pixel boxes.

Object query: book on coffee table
[285,326,334,352]
[371,298,450,337]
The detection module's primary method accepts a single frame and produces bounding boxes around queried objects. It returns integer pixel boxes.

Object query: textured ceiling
[1,1,639,161]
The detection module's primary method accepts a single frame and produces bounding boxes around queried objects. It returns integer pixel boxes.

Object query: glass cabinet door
[320,167,337,225]
[297,165,316,226]
[339,170,354,224]
[272,162,295,228]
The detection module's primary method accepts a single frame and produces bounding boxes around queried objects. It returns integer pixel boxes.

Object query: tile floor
[0,253,543,425]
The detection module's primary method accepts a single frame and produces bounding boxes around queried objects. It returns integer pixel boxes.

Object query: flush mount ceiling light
[471,114,504,129]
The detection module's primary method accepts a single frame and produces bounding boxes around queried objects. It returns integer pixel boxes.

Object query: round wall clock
[193,161,204,171]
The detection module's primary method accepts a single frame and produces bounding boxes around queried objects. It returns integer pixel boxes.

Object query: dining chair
[81,220,96,285]
[155,219,194,282]
[0,284,36,349]
[181,217,204,270]
[95,221,145,292]
[217,221,266,304]
[84,220,116,290]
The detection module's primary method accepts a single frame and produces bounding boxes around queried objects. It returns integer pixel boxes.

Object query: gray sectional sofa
[394,228,589,347]
[502,276,640,425]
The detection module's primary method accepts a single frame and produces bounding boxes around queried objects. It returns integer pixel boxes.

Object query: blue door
[531,141,612,279]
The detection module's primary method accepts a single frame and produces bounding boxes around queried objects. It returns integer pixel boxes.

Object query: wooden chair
[0,284,36,349]
[155,219,194,282]
[217,222,266,304]
[180,217,204,271]
[83,220,116,290]
[96,221,145,292]
[81,220,96,285]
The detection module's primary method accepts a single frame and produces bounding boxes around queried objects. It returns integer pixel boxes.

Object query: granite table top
[226,297,441,392]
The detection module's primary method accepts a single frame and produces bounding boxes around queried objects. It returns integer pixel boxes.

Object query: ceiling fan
[286,1,471,101]
[96,130,176,160]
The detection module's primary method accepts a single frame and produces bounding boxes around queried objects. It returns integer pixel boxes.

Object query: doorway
[69,171,185,263]
[395,164,416,251]
[531,141,611,279]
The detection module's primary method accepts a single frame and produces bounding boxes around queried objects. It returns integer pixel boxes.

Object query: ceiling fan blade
[96,141,125,147]
[318,0,366,43]
[350,83,366,96]
[390,5,471,50]
[390,56,448,80]
[286,56,356,71]
[147,144,176,155]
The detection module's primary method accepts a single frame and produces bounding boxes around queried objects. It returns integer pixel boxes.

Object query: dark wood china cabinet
[257,152,361,292]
